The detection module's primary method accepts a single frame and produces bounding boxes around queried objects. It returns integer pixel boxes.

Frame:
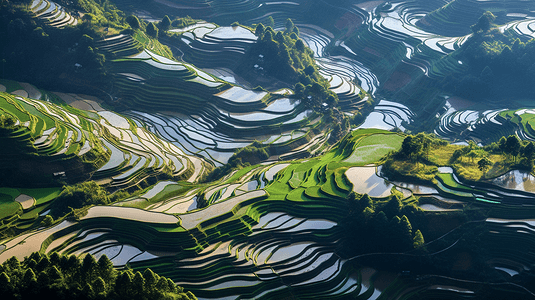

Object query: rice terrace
[3,0,535,299]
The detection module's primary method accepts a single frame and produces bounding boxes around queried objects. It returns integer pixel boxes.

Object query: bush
[145,22,158,38]
[50,181,110,217]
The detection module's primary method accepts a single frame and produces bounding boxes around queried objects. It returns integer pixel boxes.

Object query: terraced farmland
[2,130,417,299]
[5,0,535,298]
[30,0,78,28]
[0,90,203,190]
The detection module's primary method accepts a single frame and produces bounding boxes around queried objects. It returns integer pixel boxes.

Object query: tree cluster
[444,11,535,100]
[340,191,425,256]
[0,1,109,92]
[396,133,446,163]
[494,135,535,167]
[0,252,196,300]
[204,141,269,182]
[50,181,128,218]
[250,19,338,109]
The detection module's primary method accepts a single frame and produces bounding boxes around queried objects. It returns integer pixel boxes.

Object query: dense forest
[245,20,338,109]
[0,252,196,300]
[445,11,535,100]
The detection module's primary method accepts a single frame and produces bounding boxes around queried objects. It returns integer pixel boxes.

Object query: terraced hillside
[0,130,419,299]
[5,0,535,299]
[417,0,535,36]
[0,88,204,190]
[110,49,328,163]
[4,129,535,298]
[30,0,78,28]
[0,91,107,186]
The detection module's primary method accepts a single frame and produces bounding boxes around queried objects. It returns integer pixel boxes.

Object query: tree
[478,157,492,173]
[413,229,425,248]
[275,31,285,44]
[505,135,521,161]
[0,114,15,129]
[267,16,275,28]
[156,277,170,293]
[255,23,265,37]
[401,136,422,161]
[467,150,478,163]
[0,272,11,293]
[41,215,54,226]
[82,282,95,298]
[523,141,535,162]
[160,15,171,31]
[383,196,402,219]
[295,39,305,52]
[143,268,158,290]
[285,18,294,33]
[94,276,107,295]
[471,11,496,33]
[48,266,63,282]
[23,268,37,284]
[97,254,114,282]
[146,22,158,38]
[126,15,140,29]
[498,136,507,154]
[51,181,110,217]
[82,13,94,23]
[81,254,96,281]
[451,149,463,162]
[133,271,145,294]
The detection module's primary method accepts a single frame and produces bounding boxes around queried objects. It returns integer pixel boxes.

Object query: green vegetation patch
[0,193,21,220]
[0,187,21,198]
[344,133,404,164]
[0,252,196,299]
[20,187,61,205]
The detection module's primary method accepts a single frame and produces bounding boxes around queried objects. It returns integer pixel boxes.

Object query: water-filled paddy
[207,26,257,40]
[488,170,535,193]
[346,166,395,198]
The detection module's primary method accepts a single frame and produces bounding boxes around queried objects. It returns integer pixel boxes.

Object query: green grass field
[344,133,404,165]
[0,193,21,219]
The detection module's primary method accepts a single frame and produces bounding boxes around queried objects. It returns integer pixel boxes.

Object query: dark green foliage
[0,252,196,300]
[397,132,435,162]
[505,135,521,161]
[471,11,496,33]
[170,16,196,29]
[205,141,269,182]
[145,22,158,38]
[126,15,141,29]
[477,157,492,172]
[0,1,110,92]
[248,22,337,109]
[0,114,16,129]
[159,15,171,31]
[255,23,264,37]
[446,11,535,100]
[50,181,110,217]
[340,191,424,255]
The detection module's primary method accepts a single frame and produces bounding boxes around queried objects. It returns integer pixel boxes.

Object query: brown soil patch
[384,71,412,91]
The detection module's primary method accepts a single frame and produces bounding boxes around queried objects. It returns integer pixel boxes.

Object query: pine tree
[413,229,425,248]
[160,15,171,31]
[146,22,159,38]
